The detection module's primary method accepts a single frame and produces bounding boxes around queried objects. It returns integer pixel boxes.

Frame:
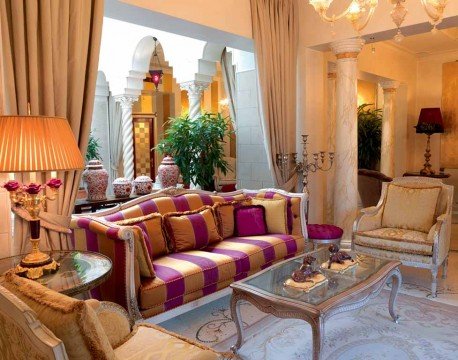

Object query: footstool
[307,224,343,250]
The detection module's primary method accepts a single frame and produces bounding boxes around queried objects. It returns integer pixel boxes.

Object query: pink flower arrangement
[24,183,43,195]
[3,180,21,192]
[46,178,63,189]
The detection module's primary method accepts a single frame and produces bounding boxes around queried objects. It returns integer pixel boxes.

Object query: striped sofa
[70,188,308,321]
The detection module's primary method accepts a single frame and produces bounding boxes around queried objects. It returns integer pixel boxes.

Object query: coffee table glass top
[244,247,392,305]
[0,251,112,296]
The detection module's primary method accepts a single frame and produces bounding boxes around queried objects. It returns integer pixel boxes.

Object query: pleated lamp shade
[0,116,84,172]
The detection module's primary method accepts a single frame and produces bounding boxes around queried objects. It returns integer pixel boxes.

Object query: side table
[74,195,140,214]
[0,250,112,297]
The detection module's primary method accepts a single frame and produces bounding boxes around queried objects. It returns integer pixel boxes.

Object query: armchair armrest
[353,205,384,233]
[70,216,142,322]
[430,213,451,266]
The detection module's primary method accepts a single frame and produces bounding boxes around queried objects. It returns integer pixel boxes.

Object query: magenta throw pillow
[234,205,268,237]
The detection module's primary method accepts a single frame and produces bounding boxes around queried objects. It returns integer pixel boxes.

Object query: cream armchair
[0,272,235,360]
[353,177,453,297]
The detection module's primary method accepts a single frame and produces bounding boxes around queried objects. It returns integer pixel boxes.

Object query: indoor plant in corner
[358,104,382,170]
[156,113,232,191]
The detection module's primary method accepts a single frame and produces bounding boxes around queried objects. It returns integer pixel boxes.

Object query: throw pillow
[213,199,251,239]
[234,205,268,237]
[251,198,288,234]
[115,213,168,258]
[382,184,441,233]
[163,206,222,252]
[1,272,116,360]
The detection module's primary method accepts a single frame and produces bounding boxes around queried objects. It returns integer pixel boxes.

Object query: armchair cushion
[114,323,221,360]
[382,184,441,233]
[1,272,116,360]
[354,228,433,256]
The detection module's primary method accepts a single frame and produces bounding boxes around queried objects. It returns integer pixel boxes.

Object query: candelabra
[276,135,334,193]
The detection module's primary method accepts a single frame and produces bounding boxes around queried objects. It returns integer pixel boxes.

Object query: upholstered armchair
[0,272,235,360]
[353,177,453,297]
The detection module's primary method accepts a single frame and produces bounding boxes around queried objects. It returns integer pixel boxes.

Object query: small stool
[307,224,343,250]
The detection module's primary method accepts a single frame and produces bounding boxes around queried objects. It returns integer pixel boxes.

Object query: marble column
[180,80,210,120]
[380,81,400,178]
[115,95,138,180]
[330,38,364,242]
[325,62,337,224]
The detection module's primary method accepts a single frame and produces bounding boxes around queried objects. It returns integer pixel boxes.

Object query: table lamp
[415,108,444,175]
[0,115,84,279]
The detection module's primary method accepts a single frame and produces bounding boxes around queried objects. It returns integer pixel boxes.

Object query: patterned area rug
[160,273,458,359]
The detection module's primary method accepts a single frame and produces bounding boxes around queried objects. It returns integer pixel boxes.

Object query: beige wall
[416,51,458,172]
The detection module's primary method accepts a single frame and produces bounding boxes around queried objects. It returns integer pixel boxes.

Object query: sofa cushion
[354,228,433,256]
[164,206,222,252]
[234,205,268,236]
[249,191,302,235]
[103,193,247,222]
[139,234,304,311]
[382,184,441,233]
[1,272,116,360]
[115,213,169,259]
[114,323,220,360]
[252,198,288,234]
[213,199,250,238]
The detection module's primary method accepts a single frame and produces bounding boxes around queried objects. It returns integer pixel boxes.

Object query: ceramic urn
[112,177,132,198]
[133,175,153,195]
[157,156,180,188]
[82,160,108,201]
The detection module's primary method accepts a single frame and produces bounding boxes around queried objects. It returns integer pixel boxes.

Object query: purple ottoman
[307,224,343,250]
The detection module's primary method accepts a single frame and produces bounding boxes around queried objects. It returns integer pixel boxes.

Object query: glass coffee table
[230,247,402,360]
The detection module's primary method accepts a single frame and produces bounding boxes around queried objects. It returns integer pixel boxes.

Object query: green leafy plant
[86,131,103,162]
[157,113,232,190]
[358,104,382,170]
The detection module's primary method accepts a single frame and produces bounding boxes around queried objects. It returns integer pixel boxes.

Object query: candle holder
[276,134,334,193]
[3,178,63,279]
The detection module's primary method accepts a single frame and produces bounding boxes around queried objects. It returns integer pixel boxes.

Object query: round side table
[307,224,344,251]
[0,250,112,297]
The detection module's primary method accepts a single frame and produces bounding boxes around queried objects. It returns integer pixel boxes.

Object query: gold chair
[353,177,453,297]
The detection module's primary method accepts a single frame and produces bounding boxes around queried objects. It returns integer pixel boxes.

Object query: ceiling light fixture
[149,37,163,91]
[420,0,449,32]
[390,0,408,42]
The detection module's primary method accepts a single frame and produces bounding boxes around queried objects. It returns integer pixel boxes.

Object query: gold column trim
[328,73,337,79]
[336,52,359,60]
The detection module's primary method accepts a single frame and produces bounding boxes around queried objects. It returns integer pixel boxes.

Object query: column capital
[330,38,365,59]
[179,80,210,97]
[114,94,138,109]
[380,80,400,92]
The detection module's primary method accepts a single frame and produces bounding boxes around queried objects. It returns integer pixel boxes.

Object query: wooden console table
[403,171,450,179]
[74,195,140,214]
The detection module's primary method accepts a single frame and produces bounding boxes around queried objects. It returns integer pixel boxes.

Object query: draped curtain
[109,96,123,181]
[250,0,299,190]
[221,48,237,126]
[0,0,104,254]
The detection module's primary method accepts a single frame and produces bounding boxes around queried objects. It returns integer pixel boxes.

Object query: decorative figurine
[290,255,321,283]
[327,244,354,269]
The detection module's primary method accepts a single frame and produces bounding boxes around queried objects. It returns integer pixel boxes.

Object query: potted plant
[86,131,103,162]
[157,113,232,191]
[358,104,382,170]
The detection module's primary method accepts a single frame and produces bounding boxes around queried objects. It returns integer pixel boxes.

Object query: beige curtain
[250,0,299,190]
[0,0,104,254]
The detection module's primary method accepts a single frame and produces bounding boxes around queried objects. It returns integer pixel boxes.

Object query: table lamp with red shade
[415,108,444,176]
[0,115,84,279]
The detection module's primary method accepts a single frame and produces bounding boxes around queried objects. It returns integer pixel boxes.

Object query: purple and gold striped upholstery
[247,191,302,236]
[103,193,247,222]
[163,206,222,252]
[139,234,304,316]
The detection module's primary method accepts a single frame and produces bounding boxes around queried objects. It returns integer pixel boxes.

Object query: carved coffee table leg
[388,267,402,324]
[230,291,244,354]
[311,317,324,360]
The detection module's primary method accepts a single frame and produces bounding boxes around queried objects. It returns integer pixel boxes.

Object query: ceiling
[389,27,458,57]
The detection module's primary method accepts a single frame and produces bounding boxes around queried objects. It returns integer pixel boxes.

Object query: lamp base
[14,258,60,280]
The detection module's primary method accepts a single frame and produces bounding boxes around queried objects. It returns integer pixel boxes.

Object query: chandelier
[308,0,450,41]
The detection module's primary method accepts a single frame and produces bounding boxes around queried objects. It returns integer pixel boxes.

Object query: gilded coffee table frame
[230,257,402,360]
